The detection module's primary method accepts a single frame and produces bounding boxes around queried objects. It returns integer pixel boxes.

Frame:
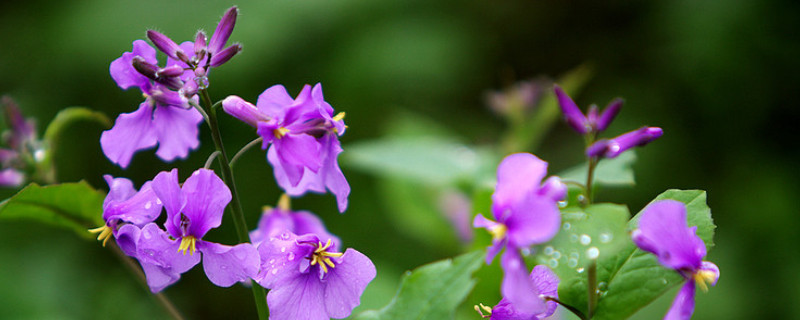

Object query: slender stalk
[543,296,587,320]
[198,89,269,320]
[585,157,597,204]
[587,262,598,318]
[230,136,263,169]
[108,241,185,320]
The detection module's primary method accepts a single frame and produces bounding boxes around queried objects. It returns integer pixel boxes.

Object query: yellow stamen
[332,112,346,122]
[473,303,492,318]
[488,224,507,241]
[694,269,716,292]
[278,193,291,210]
[178,236,197,255]
[273,127,290,139]
[310,239,344,273]
[89,225,113,247]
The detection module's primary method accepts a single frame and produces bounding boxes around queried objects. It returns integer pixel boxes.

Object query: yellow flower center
[310,239,344,273]
[488,224,507,242]
[89,225,114,247]
[473,303,492,318]
[693,269,716,292]
[178,236,197,255]
[273,127,290,139]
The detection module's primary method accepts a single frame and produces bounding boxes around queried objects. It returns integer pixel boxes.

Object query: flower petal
[110,40,156,90]
[151,169,185,238]
[266,272,329,320]
[530,265,559,317]
[256,84,295,118]
[323,248,376,318]
[103,180,162,226]
[633,200,706,271]
[250,208,340,251]
[136,223,201,292]
[152,105,203,162]
[504,196,560,248]
[255,231,314,289]
[492,153,547,220]
[198,241,259,287]
[100,102,157,169]
[501,250,545,315]
[664,281,696,320]
[181,169,231,238]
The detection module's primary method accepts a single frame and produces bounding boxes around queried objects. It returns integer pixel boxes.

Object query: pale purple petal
[255,231,314,288]
[489,299,538,320]
[501,250,545,314]
[115,224,141,257]
[530,265,559,317]
[281,85,314,125]
[100,102,157,169]
[633,200,705,271]
[103,175,136,206]
[110,40,156,90]
[151,105,202,162]
[250,208,340,250]
[273,134,323,178]
[266,272,329,320]
[504,196,560,248]
[320,134,350,212]
[136,223,201,293]
[664,281,696,320]
[198,241,259,287]
[699,261,720,287]
[538,176,567,202]
[256,84,294,118]
[103,180,162,226]
[492,153,548,219]
[267,147,326,196]
[322,249,376,318]
[151,169,185,238]
[473,213,505,264]
[180,169,231,238]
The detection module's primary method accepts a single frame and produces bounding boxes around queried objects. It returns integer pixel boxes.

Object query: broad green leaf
[0,182,105,239]
[590,189,715,320]
[344,137,497,186]
[532,203,631,315]
[559,151,637,187]
[353,250,485,320]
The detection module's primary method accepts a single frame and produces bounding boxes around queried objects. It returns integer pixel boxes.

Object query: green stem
[543,296,587,320]
[587,262,598,318]
[583,132,599,205]
[199,89,269,320]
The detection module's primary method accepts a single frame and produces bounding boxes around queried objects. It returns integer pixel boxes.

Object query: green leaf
[0,182,105,239]
[590,189,715,320]
[344,137,497,186]
[559,151,637,187]
[532,203,631,315]
[353,250,485,320]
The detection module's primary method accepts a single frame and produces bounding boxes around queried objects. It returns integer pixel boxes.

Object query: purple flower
[249,195,341,248]
[473,153,565,314]
[485,78,548,117]
[0,96,42,187]
[476,265,560,320]
[255,232,375,320]
[632,200,720,320]
[121,168,259,292]
[553,84,621,135]
[222,83,350,212]
[102,40,203,168]
[585,126,663,159]
[89,175,163,248]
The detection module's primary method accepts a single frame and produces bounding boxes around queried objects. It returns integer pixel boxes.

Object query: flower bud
[553,85,589,134]
[596,98,622,132]
[147,30,184,61]
[209,43,241,67]
[208,6,238,54]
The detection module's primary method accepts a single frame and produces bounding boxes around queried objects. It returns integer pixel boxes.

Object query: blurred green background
[1,0,798,319]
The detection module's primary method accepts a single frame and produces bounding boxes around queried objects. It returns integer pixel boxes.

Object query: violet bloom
[222,83,350,212]
[102,40,203,168]
[123,168,259,292]
[473,153,565,314]
[89,175,163,248]
[0,96,41,187]
[586,126,663,159]
[632,200,720,320]
[249,195,340,248]
[476,265,560,320]
[256,232,375,320]
[553,84,622,135]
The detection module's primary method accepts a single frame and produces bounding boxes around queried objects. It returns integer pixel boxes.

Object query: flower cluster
[474,153,565,315]
[554,84,662,159]
[93,6,372,320]
[0,97,40,187]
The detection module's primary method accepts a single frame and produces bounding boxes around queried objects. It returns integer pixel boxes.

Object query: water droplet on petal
[558,200,567,208]
[271,268,278,275]
[280,232,290,240]
[280,247,286,253]
[268,259,275,265]
[156,198,162,205]
[579,234,591,245]
[586,247,599,259]
[520,247,531,256]
[288,252,295,261]
[144,201,152,209]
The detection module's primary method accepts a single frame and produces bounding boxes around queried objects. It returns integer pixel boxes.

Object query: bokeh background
[1,0,797,319]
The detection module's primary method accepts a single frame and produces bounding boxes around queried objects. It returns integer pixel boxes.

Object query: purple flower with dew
[473,153,565,314]
[89,175,163,247]
[0,96,43,187]
[122,168,259,292]
[585,126,663,159]
[249,194,340,248]
[255,232,375,320]
[102,40,203,168]
[632,200,720,320]
[475,265,560,320]
[553,84,621,135]
[222,83,350,212]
